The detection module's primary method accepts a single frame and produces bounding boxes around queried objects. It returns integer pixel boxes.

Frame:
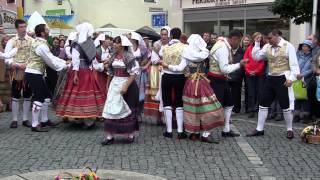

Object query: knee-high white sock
[223,106,233,132]
[32,101,42,128]
[283,109,293,131]
[256,106,269,131]
[11,98,19,121]
[164,106,172,133]
[41,98,50,123]
[176,107,184,133]
[22,98,31,121]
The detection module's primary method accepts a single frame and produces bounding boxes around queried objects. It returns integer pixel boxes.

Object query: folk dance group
[1,19,300,146]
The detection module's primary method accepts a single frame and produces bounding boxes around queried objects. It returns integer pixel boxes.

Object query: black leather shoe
[201,136,219,144]
[189,133,200,141]
[22,120,32,127]
[41,120,59,127]
[221,130,240,137]
[246,130,264,137]
[101,138,114,146]
[10,121,18,128]
[128,136,135,143]
[286,130,294,139]
[31,126,48,132]
[163,131,173,138]
[177,132,188,140]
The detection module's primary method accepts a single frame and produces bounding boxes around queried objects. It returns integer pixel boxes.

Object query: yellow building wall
[24,0,183,32]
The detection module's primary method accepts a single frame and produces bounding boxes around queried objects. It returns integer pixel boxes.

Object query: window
[145,0,156,3]
[7,0,15,3]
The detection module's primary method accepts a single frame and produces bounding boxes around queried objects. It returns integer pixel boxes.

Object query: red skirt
[56,69,106,118]
[93,70,108,98]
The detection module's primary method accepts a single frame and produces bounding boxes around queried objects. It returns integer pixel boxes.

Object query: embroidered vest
[11,36,33,64]
[209,40,232,75]
[163,42,186,66]
[26,39,48,73]
[266,43,290,74]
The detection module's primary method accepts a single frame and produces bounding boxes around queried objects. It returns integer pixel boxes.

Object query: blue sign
[152,13,167,27]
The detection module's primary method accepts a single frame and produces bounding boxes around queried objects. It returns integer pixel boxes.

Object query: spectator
[307,34,320,57]
[307,40,320,123]
[58,39,67,60]
[241,35,251,51]
[294,39,313,122]
[244,32,266,118]
[229,42,245,113]
[211,33,218,45]
[46,37,61,95]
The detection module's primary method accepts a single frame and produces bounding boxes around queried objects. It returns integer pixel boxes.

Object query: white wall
[24,0,182,33]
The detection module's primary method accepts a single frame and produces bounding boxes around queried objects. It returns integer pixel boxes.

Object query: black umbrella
[135,26,160,41]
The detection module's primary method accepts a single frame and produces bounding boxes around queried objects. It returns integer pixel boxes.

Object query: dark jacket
[229,47,244,82]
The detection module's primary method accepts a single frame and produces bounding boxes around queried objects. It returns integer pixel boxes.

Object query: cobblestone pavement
[0,110,319,180]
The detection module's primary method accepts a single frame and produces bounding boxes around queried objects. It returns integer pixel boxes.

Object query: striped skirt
[183,78,224,133]
[56,68,105,118]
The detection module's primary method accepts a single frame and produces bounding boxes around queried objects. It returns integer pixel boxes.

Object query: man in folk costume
[56,22,105,128]
[4,19,33,128]
[246,29,300,139]
[144,26,170,125]
[24,24,69,132]
[207,29,247,138]
[161,27,188,139]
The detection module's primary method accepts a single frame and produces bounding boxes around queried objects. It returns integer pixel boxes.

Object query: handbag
[293,80,308,100]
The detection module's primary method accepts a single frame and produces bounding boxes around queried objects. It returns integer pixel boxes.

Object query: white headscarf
[120,35,133,47]
[130,32,146,47]
[183,34,209,61]
[27,11,47,33]
[94,33,106,47]
[64,31,77,47]
[76,22,94,44]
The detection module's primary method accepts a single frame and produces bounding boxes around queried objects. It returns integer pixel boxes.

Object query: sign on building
[152,13,168,27]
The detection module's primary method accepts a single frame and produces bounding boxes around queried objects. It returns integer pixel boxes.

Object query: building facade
[179,0,310,47]
[0,0,23,34]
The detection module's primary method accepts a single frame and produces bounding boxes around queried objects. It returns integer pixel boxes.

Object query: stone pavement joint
[230,124,276,180]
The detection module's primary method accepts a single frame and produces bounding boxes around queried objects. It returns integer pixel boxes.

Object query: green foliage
[271,0,313,24]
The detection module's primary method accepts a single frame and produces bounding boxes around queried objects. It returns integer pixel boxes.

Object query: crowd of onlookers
[200,31,320,124]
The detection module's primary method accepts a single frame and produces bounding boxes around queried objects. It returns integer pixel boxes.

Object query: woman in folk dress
[101,35,140,145]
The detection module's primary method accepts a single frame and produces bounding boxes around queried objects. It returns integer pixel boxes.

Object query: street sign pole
[312,0,318,34]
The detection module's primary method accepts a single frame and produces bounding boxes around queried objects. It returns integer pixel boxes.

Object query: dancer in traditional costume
[93,34,113,98]
[246,29,300,139]
[144,27,170,125]
[162,34,224,143]
[0,35,11,112]
[52,32,77,106]
[4,19,33,128]
[56,22,105,128]
[24,24,68,132]
[161,28,188,139]
[207,29,247,138]
[130,32,149,121]
[101,35,140,145]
